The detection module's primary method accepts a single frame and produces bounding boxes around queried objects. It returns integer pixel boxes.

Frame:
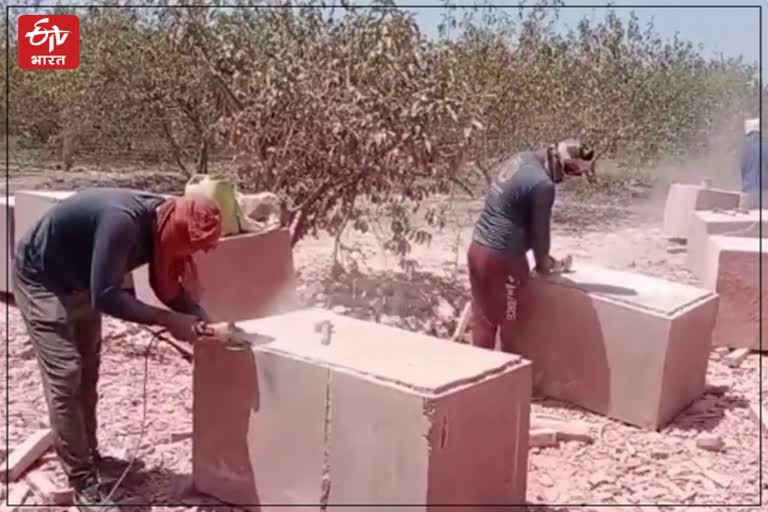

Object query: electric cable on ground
[98,326,183,506]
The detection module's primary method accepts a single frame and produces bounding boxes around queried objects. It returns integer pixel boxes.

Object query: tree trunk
[61,127,76,172]
[197,137,209,174]
[160,118,190,176]
[475,157,493,187]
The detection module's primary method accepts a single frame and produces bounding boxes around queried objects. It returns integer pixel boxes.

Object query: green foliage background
[2,1,763,251]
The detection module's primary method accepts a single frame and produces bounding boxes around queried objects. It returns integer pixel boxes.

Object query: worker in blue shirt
[740,118,767,209]
[468,139,597,352]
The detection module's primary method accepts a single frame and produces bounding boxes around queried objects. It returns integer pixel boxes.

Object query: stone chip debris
[724,348,750,368]
[695,433,725,452]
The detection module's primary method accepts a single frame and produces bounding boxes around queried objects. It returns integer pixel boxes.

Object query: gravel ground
[1,175,765,511]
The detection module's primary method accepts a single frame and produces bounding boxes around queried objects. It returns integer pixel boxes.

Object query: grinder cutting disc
[199,322,255,349]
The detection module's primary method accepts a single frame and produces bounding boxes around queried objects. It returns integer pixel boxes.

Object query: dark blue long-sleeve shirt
[740,131,768,193]
[15,188,206,324]
[472,151,555,266]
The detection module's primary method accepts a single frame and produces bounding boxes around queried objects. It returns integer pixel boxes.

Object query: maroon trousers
[467,241,530,351]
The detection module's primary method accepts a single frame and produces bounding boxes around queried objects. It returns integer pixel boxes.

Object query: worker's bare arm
[164,290,211,322]
[89,211,179,326]
[530,181,555,274]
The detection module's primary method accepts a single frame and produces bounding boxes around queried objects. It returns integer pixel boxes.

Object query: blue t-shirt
[740,131,768,193]
[472,151,555,265]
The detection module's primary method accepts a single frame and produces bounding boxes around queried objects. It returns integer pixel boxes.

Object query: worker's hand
[160,311,201,344]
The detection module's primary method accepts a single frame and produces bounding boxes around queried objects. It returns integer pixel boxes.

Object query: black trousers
[12,261,102,490]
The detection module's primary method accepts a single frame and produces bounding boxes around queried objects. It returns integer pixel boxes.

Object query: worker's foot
[74,480,119,512]
[93,450,144,479]
[94,453,130,472]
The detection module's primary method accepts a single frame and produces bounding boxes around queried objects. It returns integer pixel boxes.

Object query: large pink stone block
[662,183,741,240]
[193,308,532,510]
[700,235,767,350]
[687,209,765,281]
[509,262,718,430]
[13,190,75,246]
[1,196,15,293]
[133,228,299,322]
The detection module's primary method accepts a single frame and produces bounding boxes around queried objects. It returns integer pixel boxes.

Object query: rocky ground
[1,165,765,511]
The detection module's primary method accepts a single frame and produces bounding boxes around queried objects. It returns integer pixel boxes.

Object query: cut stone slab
[1,196,15,294]
[193,308,532,510]
[699,235,766,350]
[13,191,75,248]
[687,209,765,281]
[509,262,718,430]
[662,183,741,240]
[134,228,299,323]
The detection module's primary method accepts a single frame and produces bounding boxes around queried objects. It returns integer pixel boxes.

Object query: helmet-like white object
[744,118,760,134]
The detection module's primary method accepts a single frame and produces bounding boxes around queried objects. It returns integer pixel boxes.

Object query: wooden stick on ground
[451,301,472,342]
[0,429,53,482]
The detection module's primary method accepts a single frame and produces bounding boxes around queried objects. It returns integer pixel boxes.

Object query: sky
[395,0,764,74]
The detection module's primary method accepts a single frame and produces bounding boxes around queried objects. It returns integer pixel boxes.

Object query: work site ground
[1,165,765,511]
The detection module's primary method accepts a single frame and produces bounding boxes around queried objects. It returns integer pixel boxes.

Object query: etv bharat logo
[18,15,80,70]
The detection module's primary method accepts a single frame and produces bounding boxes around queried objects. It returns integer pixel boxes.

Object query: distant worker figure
[739,117,768,209]
[12,188,223,511]
[467,139,597,351]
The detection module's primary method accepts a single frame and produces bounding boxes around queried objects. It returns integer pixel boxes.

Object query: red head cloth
[149,196,222,307]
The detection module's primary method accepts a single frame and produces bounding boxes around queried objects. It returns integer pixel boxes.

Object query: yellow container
[184,174,240,236]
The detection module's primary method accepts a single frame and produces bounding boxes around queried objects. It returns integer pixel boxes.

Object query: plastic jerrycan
[184,174,240,236]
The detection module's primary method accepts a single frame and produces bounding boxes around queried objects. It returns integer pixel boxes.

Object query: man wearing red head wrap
[150,195,222,313]
[12,188,222,511]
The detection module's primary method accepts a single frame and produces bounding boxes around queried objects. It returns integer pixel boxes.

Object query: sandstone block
[509,262,718,430]
[662,183,741,240]
[193,308,532,510]
[687,209,765,281]
[700,235,766,350]
[13,191,74,248]
[133,228,299,322]
[1,196,15,293]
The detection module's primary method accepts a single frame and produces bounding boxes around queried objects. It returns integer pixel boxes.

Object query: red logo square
[17,14,80,70]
